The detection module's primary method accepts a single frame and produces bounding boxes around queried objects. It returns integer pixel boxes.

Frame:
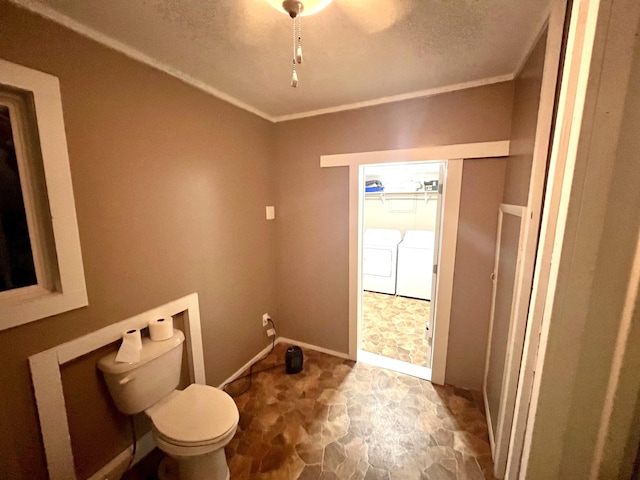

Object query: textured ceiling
[19,0,550,121]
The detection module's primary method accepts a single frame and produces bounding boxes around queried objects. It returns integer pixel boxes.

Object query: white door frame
[514,0,640,477]
[429,163,446,329]
[503,0,568,476]
[321,140,510,384]
[483,203,527,478]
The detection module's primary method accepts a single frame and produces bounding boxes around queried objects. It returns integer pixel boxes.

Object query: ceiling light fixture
[265,0,333,87]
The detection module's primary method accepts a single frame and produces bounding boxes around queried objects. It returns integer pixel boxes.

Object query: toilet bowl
[97,330,239,480]
[146,384,239,480]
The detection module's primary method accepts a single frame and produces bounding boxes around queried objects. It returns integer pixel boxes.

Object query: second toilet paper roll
[149,316,174,341]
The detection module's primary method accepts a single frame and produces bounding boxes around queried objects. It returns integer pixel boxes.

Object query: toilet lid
[150,384,239,444]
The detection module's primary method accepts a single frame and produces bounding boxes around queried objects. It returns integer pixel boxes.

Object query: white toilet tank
[98,330,185,415]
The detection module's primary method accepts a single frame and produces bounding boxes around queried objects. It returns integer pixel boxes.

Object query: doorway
[358,162,445,380]
[320,142,509,385]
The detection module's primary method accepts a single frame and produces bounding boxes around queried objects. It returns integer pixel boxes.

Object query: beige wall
[0,3,524,476]
[446,158,507,389]
[503,29,548,206]
[0,3,276,479]
[273,83,515,386]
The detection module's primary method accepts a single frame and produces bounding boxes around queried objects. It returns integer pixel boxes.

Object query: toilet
[97,330,239,480]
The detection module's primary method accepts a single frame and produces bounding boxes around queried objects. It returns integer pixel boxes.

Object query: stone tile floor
[123,343,496,480]
[224,344,496,479]
[362,292,432,368]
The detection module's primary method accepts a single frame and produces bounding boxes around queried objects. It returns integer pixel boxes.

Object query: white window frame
[0,59,87,330]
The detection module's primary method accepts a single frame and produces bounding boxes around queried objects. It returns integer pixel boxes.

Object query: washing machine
[362,229,402,295]
[396,230,435,300]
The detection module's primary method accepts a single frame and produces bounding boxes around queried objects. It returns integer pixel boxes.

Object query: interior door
[483,203,527,478]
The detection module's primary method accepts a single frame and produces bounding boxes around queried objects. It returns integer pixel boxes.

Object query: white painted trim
[55,294,205,381]
[429,159,462,385]
[29,349,75,480]
[500,204,525,217]
[320,141,510,168]
[8,0,275,122]
[350,165,363,360]
[482,203,527,469]
[321,144,511,387]
[28,294,205,480]
[5,1,514,124]
[273,75,515,122]
[484,388,497,456]
[330,154,458,383]
[218,336,352,390]
[357,350,431,381]
[519,0,604,476]
[87,432,154,480]
[182,299,206,384]
[505,0,568,476]
[276,336,352,360]
[0,59,87,331]
[493,205,527,478]
[217,341,276,389]
[519,0,640,477]
[483,204,505,459]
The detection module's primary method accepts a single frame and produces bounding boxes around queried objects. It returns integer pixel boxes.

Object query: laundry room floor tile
[362,292,432,367]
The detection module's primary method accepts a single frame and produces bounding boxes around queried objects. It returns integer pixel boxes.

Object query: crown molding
[9,0,276,122]
[10,0,518,124]
[272,74,516,122]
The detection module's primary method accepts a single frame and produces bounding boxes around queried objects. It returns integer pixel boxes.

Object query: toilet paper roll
[149,316,174,342]
[115,329,142,363]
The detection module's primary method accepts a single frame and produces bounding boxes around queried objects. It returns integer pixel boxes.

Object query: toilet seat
[149,383,239,447]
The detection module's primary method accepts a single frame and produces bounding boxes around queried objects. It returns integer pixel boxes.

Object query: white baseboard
[88,431,155,480]
[216,336,353,392]
[88,337,351,480]
[276,337,353,360]
[217,342,274,389]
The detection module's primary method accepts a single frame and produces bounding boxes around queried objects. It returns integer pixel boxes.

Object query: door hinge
[433,264,438,275]
[438,184,443,194]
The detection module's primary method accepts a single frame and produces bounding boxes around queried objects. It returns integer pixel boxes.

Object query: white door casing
[483,203,527,478]
[320,140,510,385]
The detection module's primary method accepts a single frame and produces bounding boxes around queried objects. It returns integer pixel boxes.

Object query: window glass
[0,105,37,292]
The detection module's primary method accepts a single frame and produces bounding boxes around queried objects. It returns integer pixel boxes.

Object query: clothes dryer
[362,229,402,295]
[396,230,435,300]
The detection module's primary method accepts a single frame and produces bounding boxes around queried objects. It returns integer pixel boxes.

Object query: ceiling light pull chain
[296,16,303,64]
[291,15,298,87]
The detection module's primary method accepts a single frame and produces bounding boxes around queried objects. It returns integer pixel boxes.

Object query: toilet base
[177,448,229,480]
[157,448,229,480]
